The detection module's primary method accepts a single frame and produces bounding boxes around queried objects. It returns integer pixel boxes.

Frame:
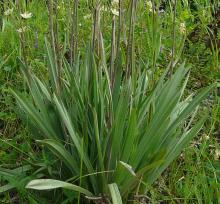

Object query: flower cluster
[20,12,33,19]
[83,14,91,20]
[146,1,153,13]
[17,26,28,33]
[4,8,14,16]
[111,0,119,16]
[179,22,186,34]
[214,149,220,160]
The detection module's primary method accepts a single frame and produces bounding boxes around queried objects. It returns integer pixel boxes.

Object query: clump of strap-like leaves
[11,41,215,203]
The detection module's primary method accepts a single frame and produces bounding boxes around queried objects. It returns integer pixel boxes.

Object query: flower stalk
[48,0,61,93]
[70,0,79,65]
[170,0,177,77]
[125,0,137,79]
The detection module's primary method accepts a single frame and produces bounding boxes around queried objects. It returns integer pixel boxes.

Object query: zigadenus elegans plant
[8,0,216,203]
[12,40,216,203]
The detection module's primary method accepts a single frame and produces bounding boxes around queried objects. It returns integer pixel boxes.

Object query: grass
[0,0,219,203]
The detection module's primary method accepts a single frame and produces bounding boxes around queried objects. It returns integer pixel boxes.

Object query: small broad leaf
[26,179,93,197]
[108,183,123,204]
[0,184,14,193]
[119,161,136,176]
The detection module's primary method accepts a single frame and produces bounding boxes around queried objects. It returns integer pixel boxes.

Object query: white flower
[4,8,13,16]
[17,26,27,33]
[112,0,119,8]
[146,1,156,13]
[20,12,33,19]
[112,0,119,3]
[180,22,186,34]
[203,134,210,140]
[214,149,220,160]
[83,14,91,20]
[146,1,153,12]
[146,1,152,8]
[100,6,108,12]
[111,8,119,16]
